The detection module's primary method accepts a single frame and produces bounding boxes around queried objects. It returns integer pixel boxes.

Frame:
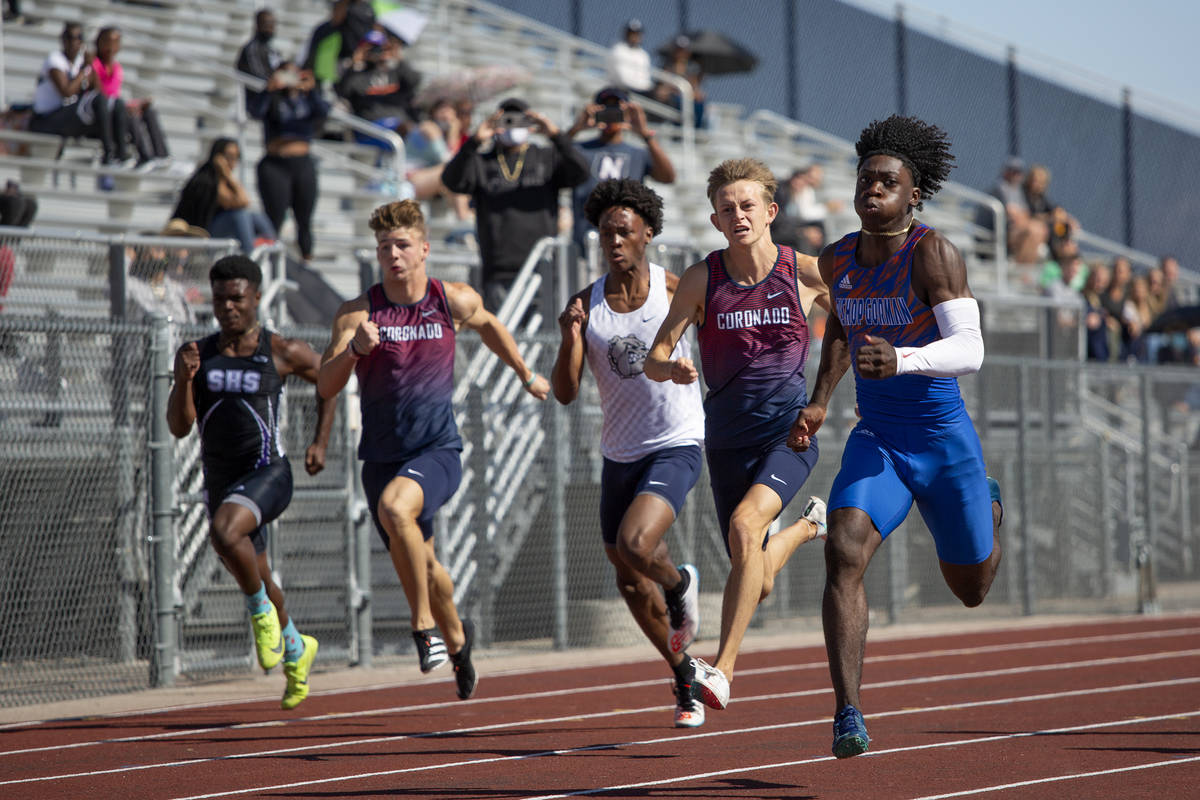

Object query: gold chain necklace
[861,218,915,237]
[497,144,528,183]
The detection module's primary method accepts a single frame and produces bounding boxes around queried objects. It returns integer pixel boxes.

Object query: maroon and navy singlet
[355,280,462,463]
[696,244,811,449]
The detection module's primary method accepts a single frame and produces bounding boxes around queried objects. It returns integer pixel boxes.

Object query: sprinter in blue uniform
[790,116,1004,758]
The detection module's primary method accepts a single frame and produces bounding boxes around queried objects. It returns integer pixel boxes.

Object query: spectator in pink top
[93,26,170,168]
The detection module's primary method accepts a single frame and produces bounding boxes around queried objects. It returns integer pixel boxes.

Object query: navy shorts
[706,438,819,557]
[362,448,463,547]
[205,458,294,554]
[599,445,703,546]
[828,413,993,565]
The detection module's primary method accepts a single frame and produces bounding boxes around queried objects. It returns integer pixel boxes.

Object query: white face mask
[496,127,529,147]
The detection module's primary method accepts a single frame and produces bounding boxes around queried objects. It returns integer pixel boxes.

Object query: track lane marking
[5,675,1197,793]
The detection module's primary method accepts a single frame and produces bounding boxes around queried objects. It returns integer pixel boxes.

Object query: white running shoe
[672,673,706,728]
[802,496,828,539]
[689,657,729,710]
[666,564,700,654]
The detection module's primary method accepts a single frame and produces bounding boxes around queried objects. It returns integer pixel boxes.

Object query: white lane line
[910,755,1200,799]
[516,710,1200,800]
[4,622,1195,733]
[3,622,1197,760]
[6,675,1197,793]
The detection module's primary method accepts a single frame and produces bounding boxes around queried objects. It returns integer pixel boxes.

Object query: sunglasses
[64,33,83,41]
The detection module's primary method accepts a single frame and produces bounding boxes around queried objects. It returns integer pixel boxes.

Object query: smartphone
[499,111,532,129]
[596,104,625,124]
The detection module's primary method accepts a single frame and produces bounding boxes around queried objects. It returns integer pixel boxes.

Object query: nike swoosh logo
[421,310,436,317]
[770,474,786,484]
[767,291,784,299]
[648,480,668,486]
[408,469,425,477]
[270,637,283,655]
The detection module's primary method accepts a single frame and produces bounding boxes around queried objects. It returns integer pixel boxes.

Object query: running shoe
[672,667,705,728]
[450,619,478,700]
[802,496,828,539]
[666,564,700,654]
[250,604,283,671]
[413,628,449,673]
[689,657,729,710]
[987,476,1003,526]
[832,704,871,758]
[280,635,318,710]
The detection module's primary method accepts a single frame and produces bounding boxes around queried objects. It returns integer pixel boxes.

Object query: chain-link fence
[3,308,1198,708]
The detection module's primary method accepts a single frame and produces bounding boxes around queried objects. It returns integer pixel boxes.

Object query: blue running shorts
[706,438,819,557]
[205,458,294,554]
[827,413,993,565]
[362,448,463,546]
[599,445,703,546]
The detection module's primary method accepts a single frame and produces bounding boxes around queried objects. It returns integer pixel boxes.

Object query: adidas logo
[838,275,853,289]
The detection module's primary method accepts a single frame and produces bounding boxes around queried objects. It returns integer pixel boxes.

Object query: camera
[499,111,533,129]
[596,104,625,124]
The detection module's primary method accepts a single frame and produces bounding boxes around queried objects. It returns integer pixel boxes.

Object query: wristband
[346,340,363,360]
[522,372,537,388]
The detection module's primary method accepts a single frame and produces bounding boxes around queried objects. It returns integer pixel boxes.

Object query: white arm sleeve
[894,297,984,377]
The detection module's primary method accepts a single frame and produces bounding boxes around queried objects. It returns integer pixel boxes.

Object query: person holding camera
[441,97,589,312]
[247,62,330,263]
[567,86,675,258]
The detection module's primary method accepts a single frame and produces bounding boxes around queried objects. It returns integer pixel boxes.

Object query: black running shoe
[450,619,478,700]
[413,628,448,673]
[672,667,705,728]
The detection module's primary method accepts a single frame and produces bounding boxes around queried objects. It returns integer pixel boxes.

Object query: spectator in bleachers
[124,222,202,324]
[606,19,654,99]
[1123,274,1156,363]
[334,28,421,140]
[300,0,375,87]
[567,86,675,256]
[773,164,842,256]
[407,99,472,220]
[1101,256,1137,360]
[1160,255,1185,310]
[0,180,38,227]
[247,63,329,263]
[652,36,706,130]
[92,26,170,169]
[441,98,590,312]
[236,9,284,111]
[1081,261,1113,362]
[1023,163,1077,256]
[29,22,131,167]
[1041,243,1085,331]
[173,138,276,254]
[984,156,1046,265]
[1038,238,1088,294]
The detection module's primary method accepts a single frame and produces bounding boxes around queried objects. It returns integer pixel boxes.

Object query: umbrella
[415,64,531,108]
[1146,304,1200,333]
[378,8,428,47]
[658,30,758,75]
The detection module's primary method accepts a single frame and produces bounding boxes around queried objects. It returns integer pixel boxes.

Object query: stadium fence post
[149,313,179,686]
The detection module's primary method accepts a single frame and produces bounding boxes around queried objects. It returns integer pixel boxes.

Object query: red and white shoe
[689,657,729,710]
[672,673,706,728]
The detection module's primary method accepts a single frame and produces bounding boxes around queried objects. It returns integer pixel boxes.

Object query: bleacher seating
[3,0,1179,307]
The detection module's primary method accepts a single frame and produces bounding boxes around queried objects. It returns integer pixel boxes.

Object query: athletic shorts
[827,413,993,565]
[362,448,463,547]
[599,445,703,546]
[204,458,294,554]
[706,438,819,557]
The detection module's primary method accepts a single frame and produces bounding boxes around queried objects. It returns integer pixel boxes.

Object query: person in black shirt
[441,97,589,312]
[167,255,335,709]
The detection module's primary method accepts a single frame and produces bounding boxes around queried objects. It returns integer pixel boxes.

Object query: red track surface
[3,614,1198,799]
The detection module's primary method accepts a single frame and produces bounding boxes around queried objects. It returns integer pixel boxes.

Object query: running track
[3,614,1198,799]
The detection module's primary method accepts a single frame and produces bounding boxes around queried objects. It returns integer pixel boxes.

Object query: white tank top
[584,263,705,462]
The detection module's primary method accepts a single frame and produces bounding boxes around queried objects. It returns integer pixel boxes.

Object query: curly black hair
[583,178,664,236]
[210,254,262,288]
[855,115,955,211]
